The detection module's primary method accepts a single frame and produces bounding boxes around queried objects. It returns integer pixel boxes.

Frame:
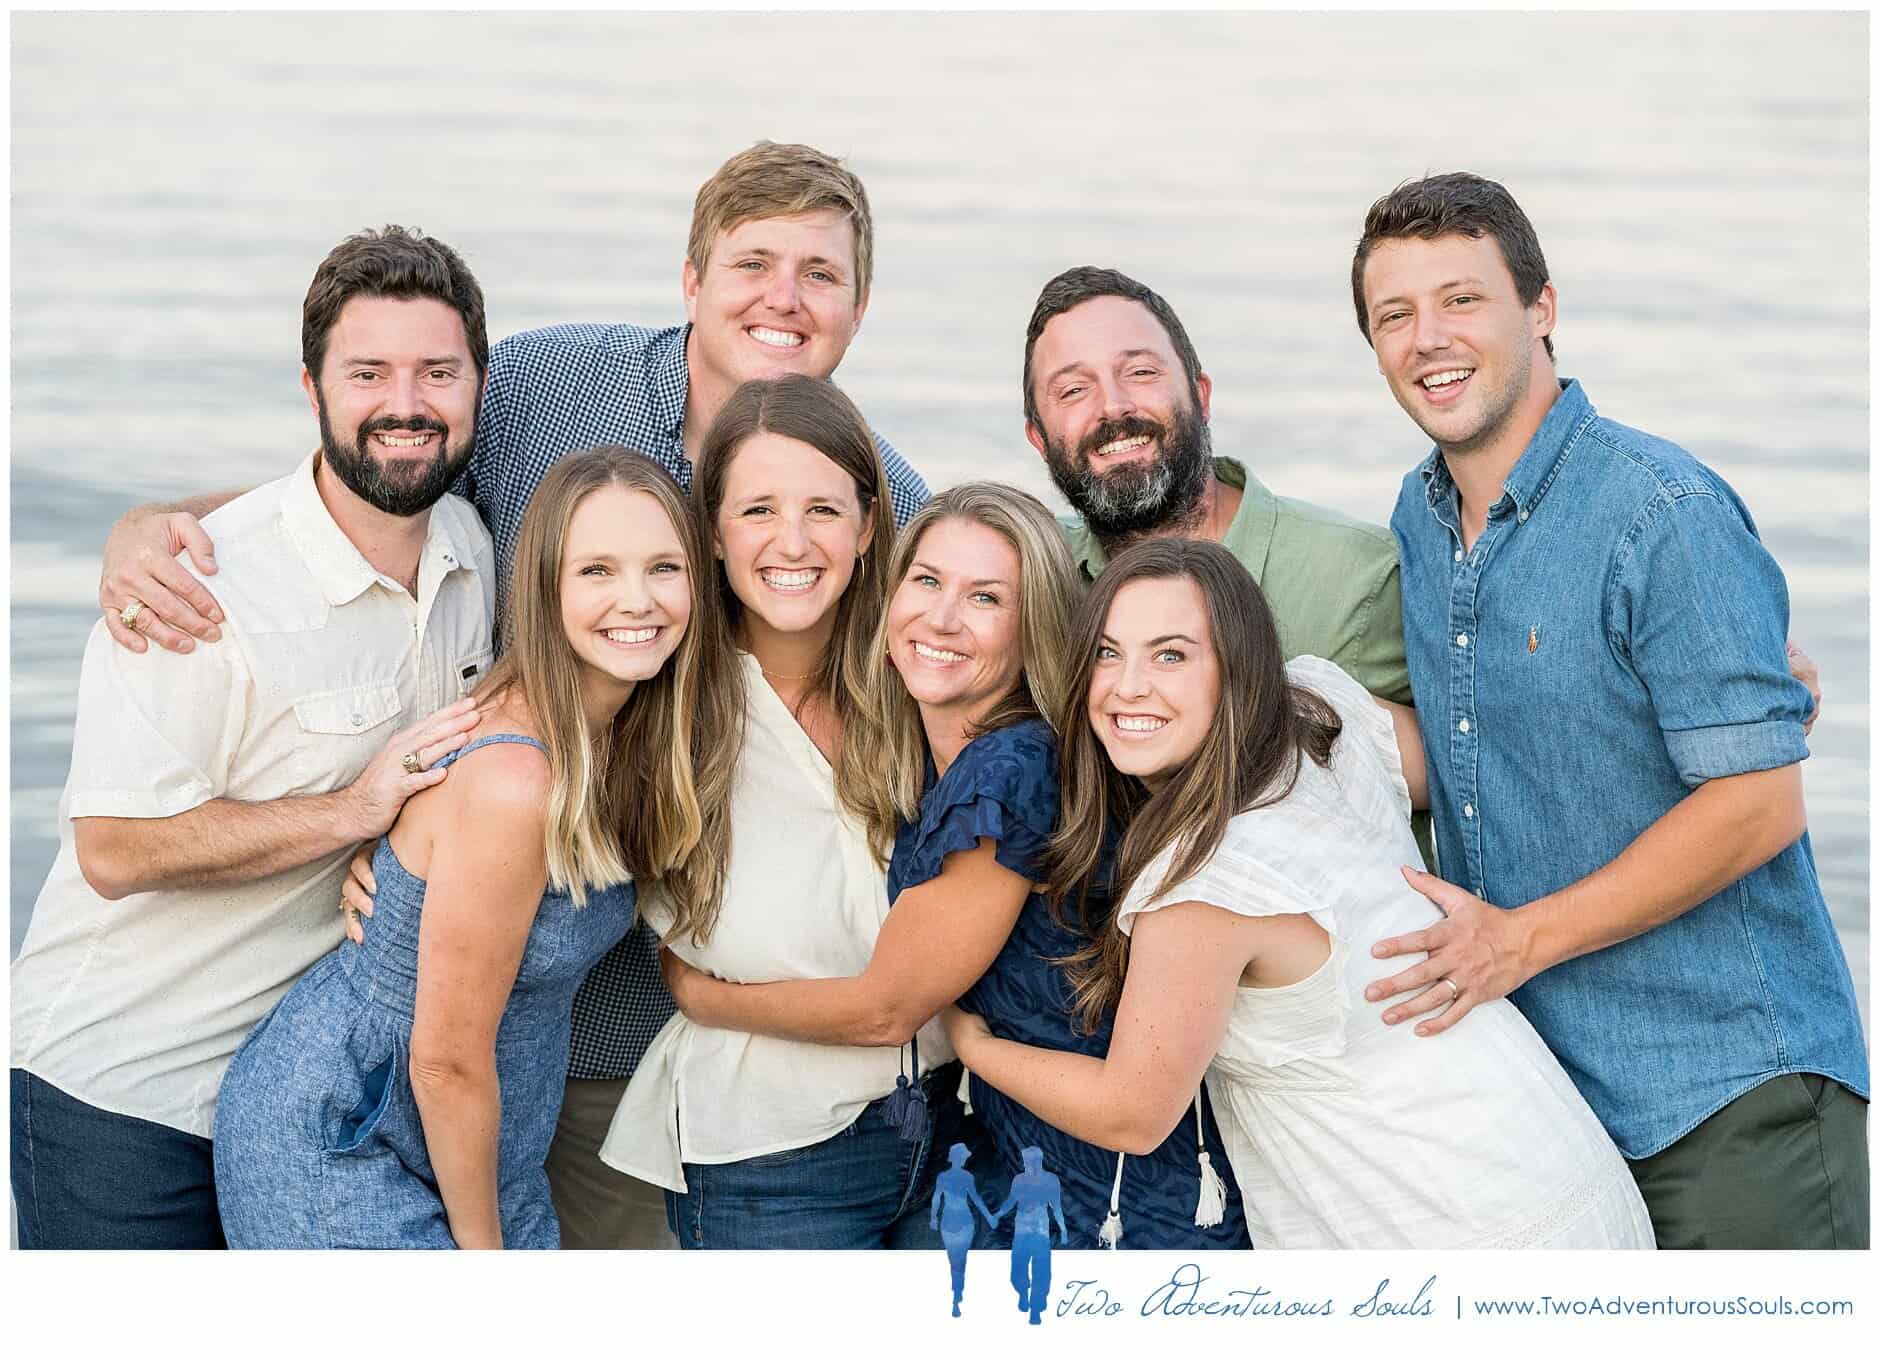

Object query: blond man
[95,142,929,1248]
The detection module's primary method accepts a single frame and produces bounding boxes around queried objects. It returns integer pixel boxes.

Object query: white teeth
[375,433,434,447]
[1096,434,1152,458]
[1420,369,1473,390]
[1114,715,1168,733]
[761,568,819,591]
[748,326,805,349]
[602,627,659,645]
[912,642,966,663]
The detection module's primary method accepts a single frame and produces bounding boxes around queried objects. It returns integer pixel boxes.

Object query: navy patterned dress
[887,718,1250,1249]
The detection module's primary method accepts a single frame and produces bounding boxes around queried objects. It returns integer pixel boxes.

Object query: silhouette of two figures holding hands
[932,1143,1067,1324]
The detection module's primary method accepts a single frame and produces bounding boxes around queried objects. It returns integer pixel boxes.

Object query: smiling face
[1088,575,1221,782]
[887,516,1025,730]
[714,429,875,647]
[1360,231,1556,457]
[559,485,692,714]
[303,295,481,516]
[683,209,866,399]
[1025,296,1214,540]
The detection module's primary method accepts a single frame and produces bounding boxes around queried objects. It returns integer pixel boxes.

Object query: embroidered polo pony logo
[1528,626,1541,655]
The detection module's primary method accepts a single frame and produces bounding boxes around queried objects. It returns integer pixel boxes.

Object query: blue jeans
[1011,1230,1051,1319]
[666,1062,968,1249]
[10,1069,226,1249]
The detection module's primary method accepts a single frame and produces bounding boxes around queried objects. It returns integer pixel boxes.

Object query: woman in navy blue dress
[214,449,720,1248]
[661,481,1248,1248]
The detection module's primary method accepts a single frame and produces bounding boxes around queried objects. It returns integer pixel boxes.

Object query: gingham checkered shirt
[459,320,929,1082]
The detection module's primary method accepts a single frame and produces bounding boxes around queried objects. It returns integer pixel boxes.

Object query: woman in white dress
[944,538,1654,1249]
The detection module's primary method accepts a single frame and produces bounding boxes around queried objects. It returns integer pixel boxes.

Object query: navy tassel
[884,1035,931,1141]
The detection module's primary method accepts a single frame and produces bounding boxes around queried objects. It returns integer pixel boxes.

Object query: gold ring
[119,598,147,630]
[401,752,422,774]
[1442,977,1461,1002]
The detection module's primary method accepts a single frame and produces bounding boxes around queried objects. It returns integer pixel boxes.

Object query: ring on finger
[401,751,423,775]
[1442,977,1461,1002]
[119,598,148,630]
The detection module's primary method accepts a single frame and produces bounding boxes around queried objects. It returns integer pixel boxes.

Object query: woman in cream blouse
[602,375,964,1248]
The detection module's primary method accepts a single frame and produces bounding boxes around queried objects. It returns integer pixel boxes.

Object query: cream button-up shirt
[600,654,952,1192]
[10,452,494,1138]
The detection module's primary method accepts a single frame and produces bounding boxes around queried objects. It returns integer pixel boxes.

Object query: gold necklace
[760,664,815,682]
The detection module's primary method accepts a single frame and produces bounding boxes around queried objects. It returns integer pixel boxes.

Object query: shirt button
[443,553,456,566]
[1456,633,1469,647]
[1458,719,1470,733]
[1463,803,1475,818]
[351,714,364,728]
[1453,549,1463,562]
[1518,509,1529,522]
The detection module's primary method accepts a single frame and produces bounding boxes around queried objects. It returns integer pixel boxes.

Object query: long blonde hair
[477,446,718,908]
[856,482,1082,856]
[668,375,897,943]
[1045,538,1342,1031]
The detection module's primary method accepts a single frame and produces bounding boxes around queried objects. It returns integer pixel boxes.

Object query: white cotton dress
[1115,656,1655,1250]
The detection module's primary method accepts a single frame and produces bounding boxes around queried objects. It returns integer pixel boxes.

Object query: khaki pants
[544,1076,678,1250]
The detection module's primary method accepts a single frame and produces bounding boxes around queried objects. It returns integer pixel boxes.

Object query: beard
[316,396,474,518]
[1041,398,1214,543]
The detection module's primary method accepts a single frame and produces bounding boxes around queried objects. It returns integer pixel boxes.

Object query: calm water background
[10,11,1869,1027]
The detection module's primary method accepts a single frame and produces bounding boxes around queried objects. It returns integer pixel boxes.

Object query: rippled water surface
[10,13,1868,1028]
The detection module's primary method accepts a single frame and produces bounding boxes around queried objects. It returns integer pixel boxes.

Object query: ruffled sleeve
[896,719,1059,895]
[1286,653,1413,824]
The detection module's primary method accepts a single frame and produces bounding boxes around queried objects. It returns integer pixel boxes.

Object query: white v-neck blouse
[601,653,952,1191]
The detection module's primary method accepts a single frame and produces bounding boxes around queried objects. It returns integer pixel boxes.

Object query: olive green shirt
[1061,457,1413,704]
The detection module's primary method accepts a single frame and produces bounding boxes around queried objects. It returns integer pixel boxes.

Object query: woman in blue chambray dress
[214,449,722,1248]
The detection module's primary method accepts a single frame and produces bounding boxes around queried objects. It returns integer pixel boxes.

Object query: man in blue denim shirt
[1350,172,1867,1248]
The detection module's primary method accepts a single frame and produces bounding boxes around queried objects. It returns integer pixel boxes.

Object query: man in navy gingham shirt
[470,142,926,1248]
[93,142,928,1248]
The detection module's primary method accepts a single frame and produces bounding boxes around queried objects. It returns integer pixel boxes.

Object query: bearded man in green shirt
[1023,265,1412,708]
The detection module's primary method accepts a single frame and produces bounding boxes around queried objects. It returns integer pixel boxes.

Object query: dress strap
[431,732,548,772]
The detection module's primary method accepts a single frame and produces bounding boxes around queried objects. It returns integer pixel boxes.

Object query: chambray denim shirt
[1390,379,1868,1158]
[458,321,928,1084]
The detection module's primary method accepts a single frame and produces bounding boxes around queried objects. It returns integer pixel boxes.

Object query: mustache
[358,415,449,437]
[1077,414,1165,461]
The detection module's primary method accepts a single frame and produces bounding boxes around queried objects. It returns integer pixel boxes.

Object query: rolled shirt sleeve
[1611,488,1812,786]
[63,618,249,820]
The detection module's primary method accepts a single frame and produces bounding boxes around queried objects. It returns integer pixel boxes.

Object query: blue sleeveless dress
[213,734,634,1249]
[889,718,1250,1249]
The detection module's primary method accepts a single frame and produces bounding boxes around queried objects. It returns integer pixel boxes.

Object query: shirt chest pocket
[452,646,493,698]
[288,683,404,794]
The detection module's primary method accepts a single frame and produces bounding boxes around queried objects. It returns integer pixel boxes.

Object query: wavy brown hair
[1045,537,1343,1031]
[856,481,1083,857]
[475,446,721,910]
[667,375,896,943]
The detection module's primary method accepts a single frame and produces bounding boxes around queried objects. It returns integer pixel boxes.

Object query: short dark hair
[1022,266,1205,429]
[301,225,489,383]
[1351,173,1554,360]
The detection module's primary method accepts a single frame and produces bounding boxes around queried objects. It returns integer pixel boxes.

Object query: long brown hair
[476,446,719,909]
[856,481,1083,857]
[1045,537,1343,1030]
[670,375,896,942]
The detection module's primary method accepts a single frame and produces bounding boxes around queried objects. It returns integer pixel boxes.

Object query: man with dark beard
[948,266,1417,1253]
[1023,266,1410,698]
[9,227,494,1247]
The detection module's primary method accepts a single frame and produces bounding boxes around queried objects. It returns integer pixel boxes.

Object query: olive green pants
[544,1075,679,1250]
[1628,1073,1868,1249]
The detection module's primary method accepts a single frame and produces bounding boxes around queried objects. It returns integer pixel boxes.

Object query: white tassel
[1194,1152,1226,1228]
[1192,1093,1225,1228]
[1099,1151,1125,1249]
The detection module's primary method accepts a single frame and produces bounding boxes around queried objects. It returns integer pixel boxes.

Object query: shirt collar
[653,323,692,452]
[1070,456,1275,580]
[280,449,479,607]
[1418,377,1593,520]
